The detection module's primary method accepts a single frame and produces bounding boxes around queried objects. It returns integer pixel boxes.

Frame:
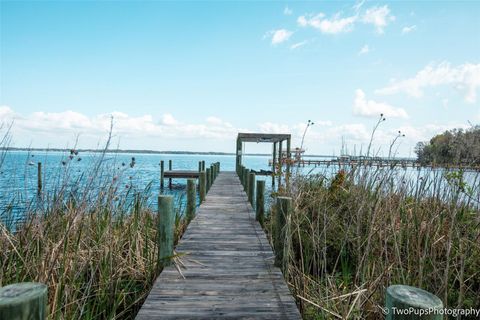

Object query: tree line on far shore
[415,125,480,165]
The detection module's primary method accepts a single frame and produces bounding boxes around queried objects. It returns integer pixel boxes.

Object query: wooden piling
[272,142,276,188]
[243,169,249,192]
[37,162,42,195]
[160,160,164,189]
[198,161,202,172]
[199,171,206,202]
[278,141,283,187]
[210,165,214,183]
[385,285,443,320]
[0,282,48,320]
[256,180,265,227]
[274,196,291,268]
[248,172,255,206]
[186,179,196,222]
[201,161,205,171]
[206,168,211,192]
[158,195,174,266]
[168,160,173,189]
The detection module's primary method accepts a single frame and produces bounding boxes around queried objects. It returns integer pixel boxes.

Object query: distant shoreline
[1,147,269,157]
[1,147,414,159]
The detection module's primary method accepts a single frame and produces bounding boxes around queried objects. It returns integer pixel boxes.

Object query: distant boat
[28,161,35,166]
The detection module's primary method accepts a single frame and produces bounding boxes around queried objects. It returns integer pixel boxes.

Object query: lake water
[1,150,479,227]
[0,151,282,226]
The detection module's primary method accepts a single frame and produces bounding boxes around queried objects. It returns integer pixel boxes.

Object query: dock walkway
[136,171,301,319]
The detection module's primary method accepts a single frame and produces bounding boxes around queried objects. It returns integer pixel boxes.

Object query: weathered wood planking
[136,172,301,320]
[163,170,201,179]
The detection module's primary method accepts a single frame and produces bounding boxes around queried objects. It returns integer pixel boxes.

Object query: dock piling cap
[0,282,47,305]
[387,285,443,309]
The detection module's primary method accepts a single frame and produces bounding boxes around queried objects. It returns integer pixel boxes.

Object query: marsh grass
[268,165,480,319]
[0,138,189,319]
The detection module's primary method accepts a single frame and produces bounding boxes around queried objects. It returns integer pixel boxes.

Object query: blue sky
[1,0,479,155]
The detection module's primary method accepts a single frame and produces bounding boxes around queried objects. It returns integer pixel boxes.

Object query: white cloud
[161,113,178,126]
[298,13,357,34]
[284,6,293,15]
[361,5,395,34]
[296,5,394,35]
[297,15,308,27]
[376,62,480,103]
[358,44,370,55]
[258,122,291,134]
[402,25,416,34]
[290,41,307,50]
[267,29,293,45]
[354,89,409,119]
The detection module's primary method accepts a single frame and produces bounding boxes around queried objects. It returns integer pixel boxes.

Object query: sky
[1,0,479,156]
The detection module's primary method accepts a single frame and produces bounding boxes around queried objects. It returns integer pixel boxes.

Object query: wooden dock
[163,170,200,178]
[136,172,301,319]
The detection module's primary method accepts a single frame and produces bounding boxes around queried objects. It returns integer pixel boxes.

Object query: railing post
[0,282,48,320]
[186,179,196,222]
[274,196,291,268]
[168,160,173,189]
[206,168,211,192]
[158,195,174,266]
[37,162,42,195]
[385,285,443,320]
[243,169,249,193]
[210,164,214,183]
[248,172,255,206]
[160,160,164,190]
[256,180,265,227]
[199,171,206,202]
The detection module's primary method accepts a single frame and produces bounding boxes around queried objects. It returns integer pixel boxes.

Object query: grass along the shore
[267,166,480,319]
[0,147,189,319]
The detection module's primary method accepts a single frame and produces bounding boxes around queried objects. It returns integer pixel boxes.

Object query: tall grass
[0,135,188,319]
[269,165,480,319]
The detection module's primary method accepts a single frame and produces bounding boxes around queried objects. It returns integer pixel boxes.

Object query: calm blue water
[1,151,478,227]
[0,151,279,226]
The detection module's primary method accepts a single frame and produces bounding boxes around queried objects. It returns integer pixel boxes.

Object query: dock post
[385,285,443,320]
[243,169,248,192]
[274,196,291,268]
[286,138,291,189]
[186,179,196,222]
[158,195,174,267]
[248,172,255,206]
[239,166,244,182]
[206,168,211,192]
[199,171,206,202]
[37,162,42,195]
[278,141,283,188]
[256,180,265,227]
[201,161,205,171]
[168,160,172,189]
[160,160,164,190]
[272,142,276,188]
[0,282,48,320]
[217,162,221,172]
[198,161,202,172]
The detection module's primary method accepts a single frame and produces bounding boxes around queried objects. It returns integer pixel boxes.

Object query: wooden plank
[164,170,200,178]
[136,172,301,320]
